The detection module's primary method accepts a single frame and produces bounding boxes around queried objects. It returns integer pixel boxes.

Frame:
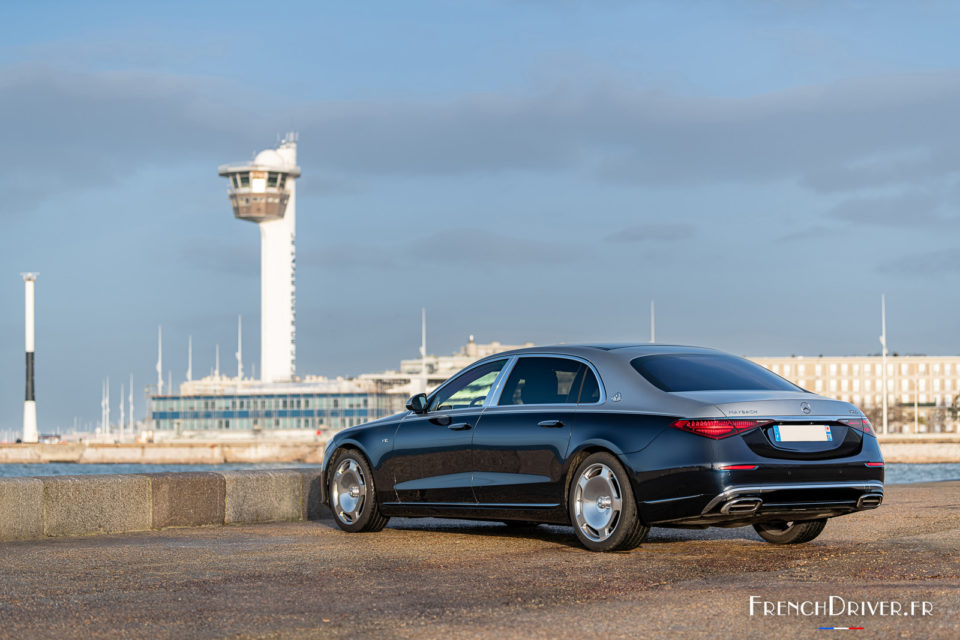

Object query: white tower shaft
[259,143,297,383]
[22,274,38,443]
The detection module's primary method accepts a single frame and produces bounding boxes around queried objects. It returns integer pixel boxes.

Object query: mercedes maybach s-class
[320,345,884,551]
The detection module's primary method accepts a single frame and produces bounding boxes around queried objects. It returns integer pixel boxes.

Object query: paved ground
[0,482,958,639]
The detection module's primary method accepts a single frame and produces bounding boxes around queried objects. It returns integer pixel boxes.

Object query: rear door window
[631,354,802,392]
[499,357,589,405]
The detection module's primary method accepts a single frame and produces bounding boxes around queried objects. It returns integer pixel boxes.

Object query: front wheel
[753,518,827,544]
[569,452,649,552]
[328,450,389,533]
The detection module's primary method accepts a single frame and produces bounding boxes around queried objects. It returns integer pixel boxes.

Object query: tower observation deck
[218,134,301,383]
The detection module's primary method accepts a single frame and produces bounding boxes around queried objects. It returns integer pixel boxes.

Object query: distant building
[749,355,960,433]
[149,337,533,437]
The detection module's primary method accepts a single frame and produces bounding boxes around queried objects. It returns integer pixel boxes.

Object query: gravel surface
[0,482,958,639]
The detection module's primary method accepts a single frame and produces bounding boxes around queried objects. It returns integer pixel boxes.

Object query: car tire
[569,452,649,552]
[753,518,827,544]
[328,449,389,533]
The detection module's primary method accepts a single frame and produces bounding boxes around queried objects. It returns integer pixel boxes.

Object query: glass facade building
[151,391,406,434]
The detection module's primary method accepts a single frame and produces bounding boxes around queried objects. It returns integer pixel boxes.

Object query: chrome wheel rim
[573,463,623,542]
[332,458,366,524]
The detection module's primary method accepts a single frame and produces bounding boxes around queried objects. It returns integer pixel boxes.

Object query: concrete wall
[0,442,327,465]
[0,469,328,542]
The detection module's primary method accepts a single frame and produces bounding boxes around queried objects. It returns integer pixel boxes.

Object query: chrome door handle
[448,422,472,431]
[538,420,564,428]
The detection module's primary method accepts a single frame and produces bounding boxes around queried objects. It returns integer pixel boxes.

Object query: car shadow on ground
[315,517,764,549]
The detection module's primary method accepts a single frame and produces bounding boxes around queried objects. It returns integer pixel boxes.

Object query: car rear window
[630,354,802,392]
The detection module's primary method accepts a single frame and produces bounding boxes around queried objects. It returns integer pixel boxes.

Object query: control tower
[218,134,301,383]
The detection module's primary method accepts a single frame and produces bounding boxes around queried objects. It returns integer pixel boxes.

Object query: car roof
[480,343,725,361]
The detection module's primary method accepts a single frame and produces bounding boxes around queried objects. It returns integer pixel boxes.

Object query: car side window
[429,359,507,411]
[498,357,585,406]
[578,367,601,403]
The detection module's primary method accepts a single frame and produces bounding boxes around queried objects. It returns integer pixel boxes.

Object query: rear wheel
[569,452,649,552]
[753,518,827,544]
[328,449,389,533]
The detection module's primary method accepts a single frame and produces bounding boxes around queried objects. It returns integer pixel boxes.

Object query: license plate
[773,424,832,442]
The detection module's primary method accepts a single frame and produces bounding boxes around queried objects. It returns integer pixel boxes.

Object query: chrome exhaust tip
[720,497,762,515]
[857,493,883,509]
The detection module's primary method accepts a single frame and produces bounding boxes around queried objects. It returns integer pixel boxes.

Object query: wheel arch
[322,439,370,505]
[562,441,627,514]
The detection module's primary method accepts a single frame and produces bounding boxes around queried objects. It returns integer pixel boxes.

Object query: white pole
[914,366,919,435]
[215,344,220,377]
[129,374,134,436]
[100,380,105,433]
[119,383,125,441]
[105,377,110,437]
[186,336,193,382]
[880,294,888,435]
[156,325,164,395]
[420,308,427,394]
[21,273,39,443]
[650,300,655,343]
[236,315,244,382]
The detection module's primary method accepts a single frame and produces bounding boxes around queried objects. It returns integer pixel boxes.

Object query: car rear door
[472,356,592,507]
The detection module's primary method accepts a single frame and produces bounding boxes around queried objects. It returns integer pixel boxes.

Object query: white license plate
[773,424,832,442]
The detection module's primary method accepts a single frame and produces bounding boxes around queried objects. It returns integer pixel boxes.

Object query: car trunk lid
[672,390,864,460]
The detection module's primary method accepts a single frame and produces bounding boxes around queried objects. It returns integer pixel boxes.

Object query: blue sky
[2,0,960,431]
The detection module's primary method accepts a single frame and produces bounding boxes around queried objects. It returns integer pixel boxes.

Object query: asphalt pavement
[0,482,958,639]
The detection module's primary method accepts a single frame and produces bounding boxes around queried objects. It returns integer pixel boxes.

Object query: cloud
[826,191,944,226]
[6,62,960,216]
[180,240,258,277]
[775,225,842,242]
[604,223,695,243]
[302,228,582,270]
[0,64,273,214]
[878,248,960,276]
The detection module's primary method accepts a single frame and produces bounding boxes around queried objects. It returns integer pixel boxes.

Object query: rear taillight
[840,418,874,436]
[670,419,772,439]
[865,462,884,468]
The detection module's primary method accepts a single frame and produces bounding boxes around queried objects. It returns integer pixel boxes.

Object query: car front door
[472,356,597,507]
[389,358,508,504]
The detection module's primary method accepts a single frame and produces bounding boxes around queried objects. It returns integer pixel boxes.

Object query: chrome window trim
[488,353,607,407]
[422,356,512,413]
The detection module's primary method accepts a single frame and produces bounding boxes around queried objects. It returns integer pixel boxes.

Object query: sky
[1,0,960,432]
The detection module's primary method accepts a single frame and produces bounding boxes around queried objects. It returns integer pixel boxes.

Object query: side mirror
[406,393,429,414]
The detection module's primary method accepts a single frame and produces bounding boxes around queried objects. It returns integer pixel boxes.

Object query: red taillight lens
[719,464,759,470]
[670,419,771,439]
[865,462,884,467]
[840,418,874,436]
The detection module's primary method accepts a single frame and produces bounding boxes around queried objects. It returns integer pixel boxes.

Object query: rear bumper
[654,480,884,527]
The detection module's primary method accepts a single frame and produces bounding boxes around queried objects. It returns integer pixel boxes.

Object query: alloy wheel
[573,462,624,542]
